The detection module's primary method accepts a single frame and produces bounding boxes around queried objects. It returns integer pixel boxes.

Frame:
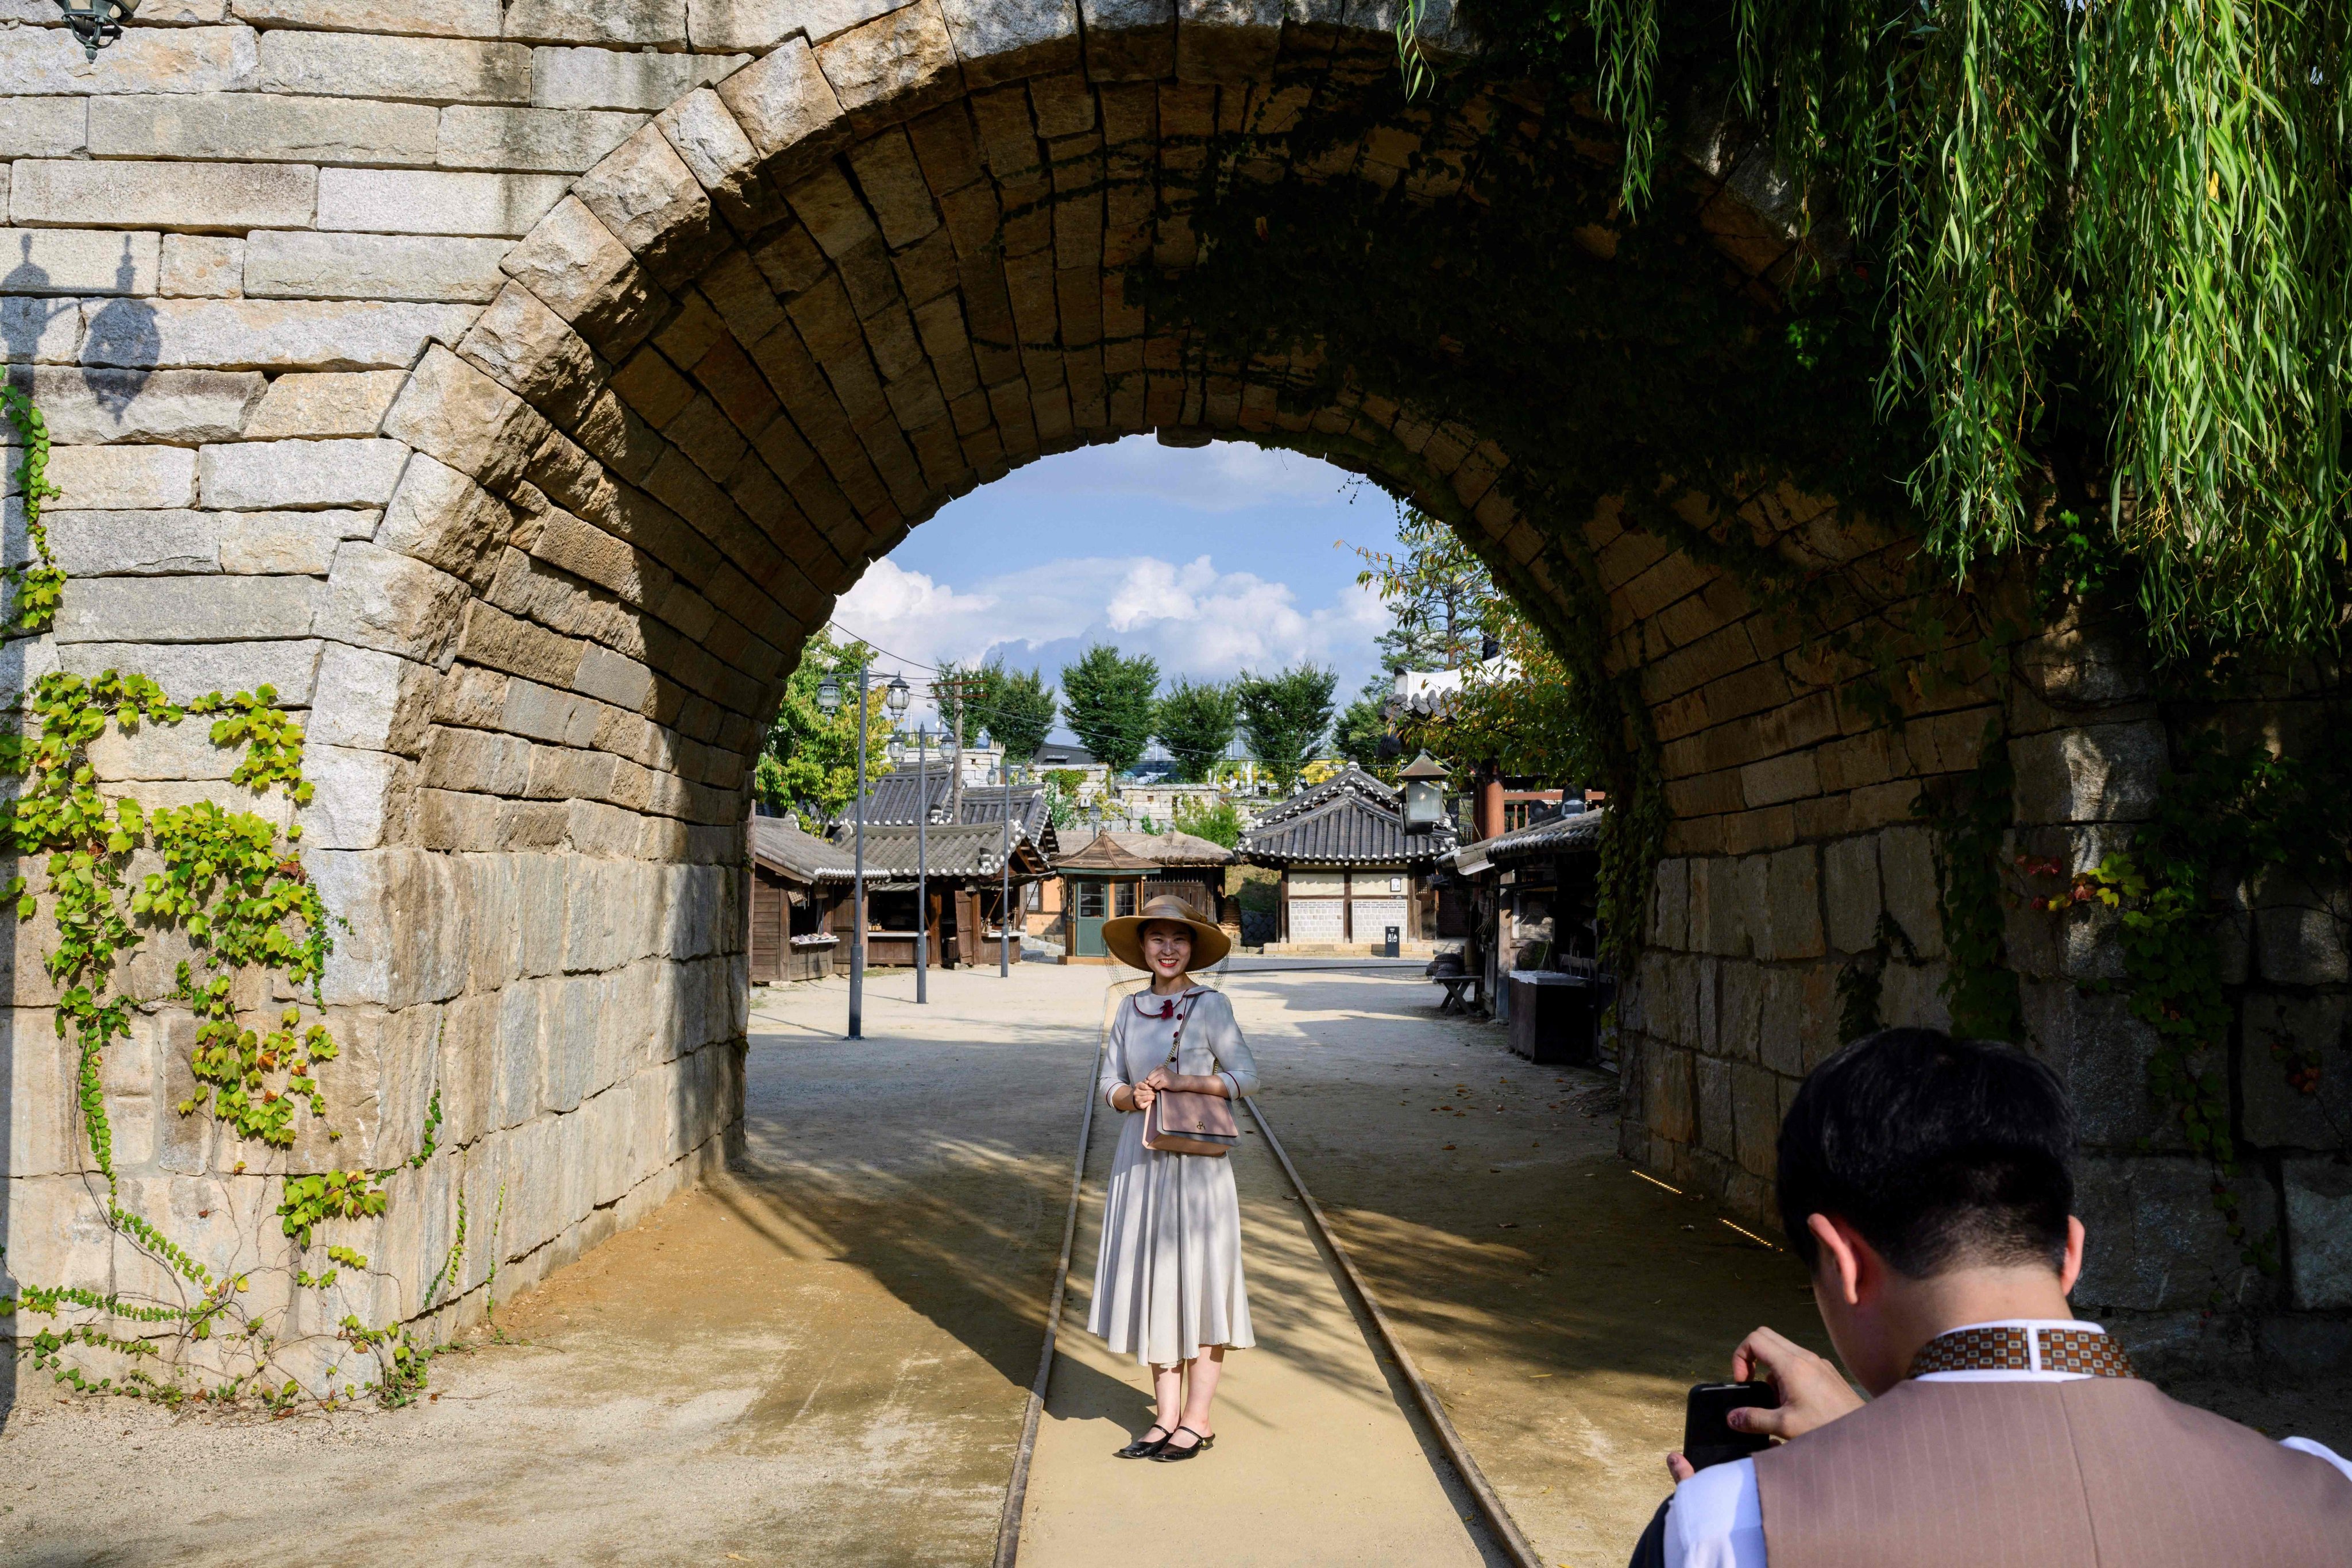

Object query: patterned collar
[1133,986,1207,1017]
[1909,1318,2137,1382]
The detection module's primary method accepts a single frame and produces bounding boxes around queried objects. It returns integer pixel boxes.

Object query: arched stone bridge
[1,0,2341,1386]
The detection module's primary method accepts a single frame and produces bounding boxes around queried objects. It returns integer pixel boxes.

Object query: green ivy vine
[2015,725,2352,1277]
[2,382,64,637]
[0,397,465,1408]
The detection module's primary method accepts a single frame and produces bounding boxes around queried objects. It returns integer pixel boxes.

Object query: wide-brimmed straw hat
[1102,893,1231,972]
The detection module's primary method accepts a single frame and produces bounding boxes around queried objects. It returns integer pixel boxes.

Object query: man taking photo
[1649,1027,2352,1567]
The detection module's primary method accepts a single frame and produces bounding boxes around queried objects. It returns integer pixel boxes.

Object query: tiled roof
[826,822,1052,881]
[845,774,1058,856]
[1446,806,1606,876]
[1246,765,1399,832]
[750,816,859,882]
[1238,790,1451,868]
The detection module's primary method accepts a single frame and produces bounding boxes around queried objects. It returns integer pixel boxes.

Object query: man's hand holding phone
[1666,1326,1865,1482]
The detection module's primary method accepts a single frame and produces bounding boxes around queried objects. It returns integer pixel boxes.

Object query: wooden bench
[1432,974,1480,1014]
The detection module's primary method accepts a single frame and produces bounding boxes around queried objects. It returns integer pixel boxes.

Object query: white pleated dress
[1087,985,1260,1367]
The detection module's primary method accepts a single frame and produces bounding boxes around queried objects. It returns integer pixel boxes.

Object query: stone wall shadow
[710,1020,1140,1416]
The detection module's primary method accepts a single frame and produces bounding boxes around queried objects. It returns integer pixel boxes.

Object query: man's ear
[1806,1212,1881,1316]
[1806,1213,1868,1307]
[2059,1215,2085,1296]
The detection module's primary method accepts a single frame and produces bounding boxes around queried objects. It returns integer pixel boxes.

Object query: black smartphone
[1682,1381,1777,1472]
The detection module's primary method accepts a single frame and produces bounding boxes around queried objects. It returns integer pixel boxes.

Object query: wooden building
[1443,804,1608,1019]
[1238,767,1455,950]
[830,821,1052,968]
[845,773,1060,857]
[1054,829,1233,962]
[747,816,853,983]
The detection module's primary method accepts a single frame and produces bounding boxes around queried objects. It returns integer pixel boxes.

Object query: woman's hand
[1142,1067,1172,1092]
[1128,1080,1156,1112]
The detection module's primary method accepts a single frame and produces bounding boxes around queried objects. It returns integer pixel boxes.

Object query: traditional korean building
[1442,802,1609,1024]
[826,821,1053,968]
[1053,829,1233,962]
[1237,767,1457,951]
[844,772,1059,857]
[746,817,854,984]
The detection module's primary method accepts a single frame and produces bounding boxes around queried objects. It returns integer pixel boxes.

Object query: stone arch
[11,0,2301,1378]
[311,3,1956,1299]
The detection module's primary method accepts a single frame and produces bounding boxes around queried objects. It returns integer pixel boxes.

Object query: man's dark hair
[1777,1028,2076,1277]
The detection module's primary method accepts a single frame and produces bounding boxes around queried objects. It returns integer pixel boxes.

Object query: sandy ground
[1217,965,1832,1568]
[0,965,1097,1567]
[6,959,2344,1567]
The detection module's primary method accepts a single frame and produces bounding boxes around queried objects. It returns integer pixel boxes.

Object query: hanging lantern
[1397,751,1449,834]
[56,0,136,59]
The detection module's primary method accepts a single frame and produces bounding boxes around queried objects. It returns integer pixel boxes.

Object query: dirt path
[0,965,1098,1567]
[11,959,2334,1567]
[1211,964,1830,1568]
[1017,976,1505,1566]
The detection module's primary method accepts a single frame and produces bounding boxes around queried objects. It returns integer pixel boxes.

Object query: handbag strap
[1158,991,1201,1072]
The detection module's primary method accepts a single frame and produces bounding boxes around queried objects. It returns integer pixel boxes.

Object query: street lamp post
[817,664,872,1040]
[991,730,1011,978]
[886,675,916,1005]
[914,721,930,1005]
[55,0,136,59]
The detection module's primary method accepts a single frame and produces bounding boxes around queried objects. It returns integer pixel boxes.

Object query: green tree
[1060,644,1160,775]
[1447,4,2352,656]
[756,631,885,830]
[934,658,1058,774]
[1172,794,1244,849]
[1153,678,1238,782]
[1350,508,1494,675]
[1235,665,1336,792]
[1042,767,1086,830]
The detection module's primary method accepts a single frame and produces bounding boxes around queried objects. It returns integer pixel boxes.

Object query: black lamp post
[817,666,872,1040]
[56,0,135,59]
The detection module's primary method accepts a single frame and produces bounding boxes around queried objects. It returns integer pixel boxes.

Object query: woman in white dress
[1087,893,1259,1463]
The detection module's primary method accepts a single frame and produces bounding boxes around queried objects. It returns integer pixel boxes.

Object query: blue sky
[832,436,1406,737]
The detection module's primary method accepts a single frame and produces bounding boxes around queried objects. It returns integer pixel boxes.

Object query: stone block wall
[1,0,2339,1391]
[1616,600,2352,1372]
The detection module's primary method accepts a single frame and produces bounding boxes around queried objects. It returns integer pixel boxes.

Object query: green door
[1073,878,1108,956]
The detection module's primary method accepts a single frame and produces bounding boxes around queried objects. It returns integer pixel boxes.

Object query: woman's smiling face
[1142,920,1194,979]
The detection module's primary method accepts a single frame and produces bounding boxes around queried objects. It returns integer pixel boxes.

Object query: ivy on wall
[0,395,459,1408]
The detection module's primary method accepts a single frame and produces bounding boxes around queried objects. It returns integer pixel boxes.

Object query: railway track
[992,973,1544,1568]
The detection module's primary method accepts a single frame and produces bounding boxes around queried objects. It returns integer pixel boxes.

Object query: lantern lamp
[1397,751,1449,834]
[816,674,840,715]
[56,0,135,60]
[885,673,911,718]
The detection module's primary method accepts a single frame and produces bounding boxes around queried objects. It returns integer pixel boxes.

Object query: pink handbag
[1138,994,1239,1157]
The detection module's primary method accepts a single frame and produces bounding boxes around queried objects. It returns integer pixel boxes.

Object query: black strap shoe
[1152,1425,1215,1461]
[1115,1424,1175,1459]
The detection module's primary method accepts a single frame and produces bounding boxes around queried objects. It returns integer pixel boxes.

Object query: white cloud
[984,434,1356,512]
[831,550,1392,728]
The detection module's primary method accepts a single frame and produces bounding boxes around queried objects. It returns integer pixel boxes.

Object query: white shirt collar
[1913,1318,2110,1382]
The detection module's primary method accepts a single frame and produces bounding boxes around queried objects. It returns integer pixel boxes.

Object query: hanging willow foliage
[1452,0,2352,656]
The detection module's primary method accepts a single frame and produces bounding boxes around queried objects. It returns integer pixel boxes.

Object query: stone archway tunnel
[1,0,2341,1391]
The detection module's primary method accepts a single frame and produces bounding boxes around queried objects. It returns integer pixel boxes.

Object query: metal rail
[989,1005,1110,1567]
[1242,1095,1546,1568]
[992,974,1542,1568]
